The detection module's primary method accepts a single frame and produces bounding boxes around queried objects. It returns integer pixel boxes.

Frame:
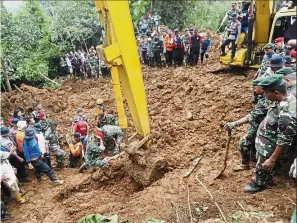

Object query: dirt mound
[2,52,295,222]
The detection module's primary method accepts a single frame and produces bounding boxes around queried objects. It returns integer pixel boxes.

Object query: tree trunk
[0,56,12,92]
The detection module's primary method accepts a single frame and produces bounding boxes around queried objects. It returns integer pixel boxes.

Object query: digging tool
[214,129,232,180]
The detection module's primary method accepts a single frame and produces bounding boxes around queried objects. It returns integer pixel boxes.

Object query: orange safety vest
[164,36,175,52]
[69,142,83,158]
[16,131,25,152]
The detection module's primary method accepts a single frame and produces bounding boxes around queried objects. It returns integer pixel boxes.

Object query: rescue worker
[73,119,89,146]
[173,30,184,67]
[256,43,276,78]
[38,112,51,134]
[45,122,66,168]
[140,36,148,65]
[147,37,154,67]
[245,74,296,193]
[152,34,163,67]
[164,31,175,67]
[34,123,51,168]
[73,108,84,124]
[274,37,285,55]
[69,132,83,168]
[13,109,23,122]
[239,2,250,47]
[1,126,31,182]
[100,125,123,155]
[201,35,212,65]
[218,2,242,32]
[95,98,107,126]
[32,102,46,123]
[0,151,26,204]
[189,29,202,65]
[22,127,63,185]
[78,131,110,172]
[275,67,296,97]
[89,52,99,79]
[97,111,119,129]
[15,121,27,158]
[182,29,191,64]
[25,116,35,128]
[221,13,241,63]
[262,54,285,77]
[224,77,269,170]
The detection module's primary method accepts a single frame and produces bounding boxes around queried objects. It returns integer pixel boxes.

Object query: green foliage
[130,0,151,24]
[153,0,197,30]
[188,1,231,31]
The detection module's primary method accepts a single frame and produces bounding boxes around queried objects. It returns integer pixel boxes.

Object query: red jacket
[74,121,87,136]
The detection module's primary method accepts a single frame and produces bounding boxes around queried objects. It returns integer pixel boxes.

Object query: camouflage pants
[238,124,257,164]
[254,153,274,187]
[50,145,66,167]
[105,138,121,154]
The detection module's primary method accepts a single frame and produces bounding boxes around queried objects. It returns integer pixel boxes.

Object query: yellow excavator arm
[94,0,150,140]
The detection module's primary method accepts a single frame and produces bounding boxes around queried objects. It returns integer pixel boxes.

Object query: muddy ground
[1,54,296,223]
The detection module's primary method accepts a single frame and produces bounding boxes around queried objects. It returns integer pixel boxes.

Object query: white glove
[289,158,297,178]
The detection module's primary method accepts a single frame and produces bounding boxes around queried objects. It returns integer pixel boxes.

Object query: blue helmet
[1,126,9,136]
[24,127,36,139]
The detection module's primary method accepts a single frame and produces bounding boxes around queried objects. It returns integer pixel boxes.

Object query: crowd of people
[59,46,110,79]
[0,100,123,220]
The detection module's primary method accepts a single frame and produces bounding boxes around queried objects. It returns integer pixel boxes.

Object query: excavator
[219,0,296,68]
[93,0,167,186]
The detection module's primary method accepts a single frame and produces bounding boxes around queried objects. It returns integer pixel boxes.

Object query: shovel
[214,129,232,180]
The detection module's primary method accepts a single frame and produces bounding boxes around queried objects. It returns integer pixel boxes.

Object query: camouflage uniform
[89,54,99,78]
[39,118,51,134]
[275,48,285,56]
[98,114,119,128]
[288,83,296,97]
[254,93,296,187]
[84,134,106,167]
[45,128,66,167]
[262,67,275,77]
[101,125,123,154]
[239,95,269,164]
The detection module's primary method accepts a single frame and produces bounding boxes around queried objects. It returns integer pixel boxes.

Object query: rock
[202,207,209,212]
[195,207,202,216]
[186,110,193,120]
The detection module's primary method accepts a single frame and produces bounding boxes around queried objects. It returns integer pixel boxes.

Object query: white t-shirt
[1,151,17,186]
[36,133,46,154]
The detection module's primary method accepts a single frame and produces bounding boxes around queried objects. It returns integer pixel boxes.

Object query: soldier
[224,77,269,171]
[173,30,185,67]
[45,122,66,168]
[32,101,46,123]
[284,44,293,56]
[78,132,110,172]
[256,43,276,78]
[275,67,296,97]
[147,37,154,67]
[221,13,241,63]
[69,132,83,168]
[100,125,123,155]
[97,111,119,129]
[38,112,51,134]
[283,55,293,67]
[152,34,163,67]
[262,54,285,77]
[218,2,242,32]
[89,52,99,79]
[245,74,296,193]
[274,37,285,55]
[182,29,191,64]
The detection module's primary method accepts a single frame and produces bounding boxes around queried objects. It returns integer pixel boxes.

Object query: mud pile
[2,54,295,222]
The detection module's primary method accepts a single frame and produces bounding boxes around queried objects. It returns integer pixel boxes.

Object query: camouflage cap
[251,76,266,86]
[257,74,286,90]
[275,67,295,76]
[270,54,285,67]
[264,43,275,50]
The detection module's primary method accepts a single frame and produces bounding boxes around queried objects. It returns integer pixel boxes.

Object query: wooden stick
[196,174,227,223]
[39,72,61,86]
[170,200,180,223]
[286,197,296,206]
[195,174,213,199]
[13,84,23,93]
[187,183,193,223]
[184,157,202,178]
[237,201,245,211]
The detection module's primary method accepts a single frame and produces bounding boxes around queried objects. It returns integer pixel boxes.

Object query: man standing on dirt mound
[45,122,66,168]
[245,74,296,193]
[189,29,202,66]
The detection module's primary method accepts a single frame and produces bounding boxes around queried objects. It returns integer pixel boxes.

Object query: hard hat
[1,126,10,136]
[96,98,103,105]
